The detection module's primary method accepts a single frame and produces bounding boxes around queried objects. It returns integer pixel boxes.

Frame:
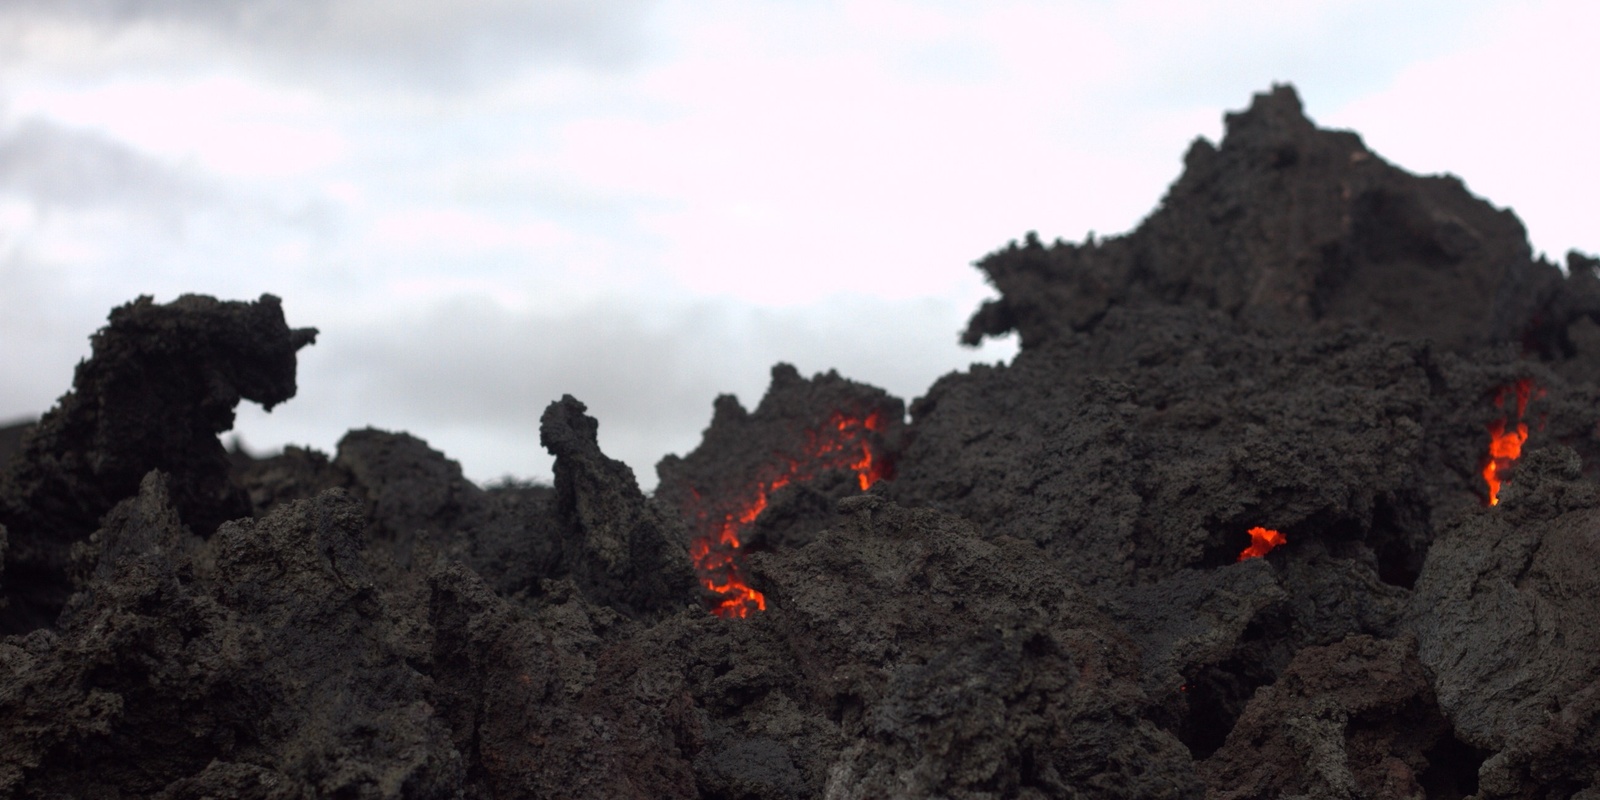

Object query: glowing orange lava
[1482,379,1543,506]
[689,410,890,618]
[1237,526,1286,561]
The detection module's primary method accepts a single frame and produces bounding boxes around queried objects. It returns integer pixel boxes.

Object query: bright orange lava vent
[1482,378,1543,506]
[1237,526,1285,561]
[689,410,890,618]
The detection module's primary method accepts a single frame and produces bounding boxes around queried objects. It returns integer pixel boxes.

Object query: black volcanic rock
[1199,635,1459,800]
[962,84,1572,356]
[745,496,1203,799]
[0,419,31,469]
[337,429,566,601]
[0,293,316,634]
[338,428,472,539]
[1,473,460,798]
[541,395,699,618]
[892,305,1482,590]
[655,363,905,551]
[425,560,703,799]
[1406,447,1600,797]
[1100,560,1288,755]
[7,85,1600,799]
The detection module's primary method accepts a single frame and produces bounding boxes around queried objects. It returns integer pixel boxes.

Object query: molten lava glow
[1482,421,1527,506]
[1482,379,1543,506]
[689,410,889,618]
[1237,526,1286,561]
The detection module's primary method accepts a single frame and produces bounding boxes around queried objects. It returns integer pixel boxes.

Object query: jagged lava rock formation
[4,84,1600,799]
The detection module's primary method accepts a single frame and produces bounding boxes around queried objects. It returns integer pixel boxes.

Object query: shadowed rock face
[540,394,700,618]
[1407,448,1600,797]
[1199,634,1459,800]
[6,85,1600,798]
[0,293,316,634]
[1,473,461,799]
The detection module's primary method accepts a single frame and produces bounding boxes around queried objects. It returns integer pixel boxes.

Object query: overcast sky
[2,1,1596,489]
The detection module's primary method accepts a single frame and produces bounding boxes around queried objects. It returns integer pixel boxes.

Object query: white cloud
[367,208,573,256]
[3,0,1593,496]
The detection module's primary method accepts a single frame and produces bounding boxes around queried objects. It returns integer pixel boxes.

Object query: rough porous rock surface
[541,395,700,617]
[656,363,905,553]
[1407,447,1600,798]
[747,496,1202,799]
[892,307,1462,590]
[1,472,460,798]
[0,293,316,634]
[6,84,1600,798]
[1199,635,1463,800]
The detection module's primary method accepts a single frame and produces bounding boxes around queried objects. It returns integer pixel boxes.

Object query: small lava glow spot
[1237,526,1286,561]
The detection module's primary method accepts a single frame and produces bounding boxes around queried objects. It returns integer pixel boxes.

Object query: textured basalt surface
[0,293,316,634]
[5,85,1600,798]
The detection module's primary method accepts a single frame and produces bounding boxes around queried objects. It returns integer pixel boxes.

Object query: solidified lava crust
[5,84,1600,798]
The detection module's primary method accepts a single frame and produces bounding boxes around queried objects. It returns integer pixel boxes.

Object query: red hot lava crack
[688,410,890,618]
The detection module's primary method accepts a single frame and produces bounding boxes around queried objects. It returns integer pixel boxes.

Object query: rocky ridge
[4,85,1600,799]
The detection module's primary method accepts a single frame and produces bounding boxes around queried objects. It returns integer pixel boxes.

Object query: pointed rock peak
[1221,83,1318,146]
[963,84,1572,356]
[67,470,193,609]
[770,362,804,387]
[710,394,749,428]
[540,394,643,509]
[538,395,696,617]
[540,394,607,465]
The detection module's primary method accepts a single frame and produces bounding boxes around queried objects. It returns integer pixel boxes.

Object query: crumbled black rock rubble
[5,84,1600,798]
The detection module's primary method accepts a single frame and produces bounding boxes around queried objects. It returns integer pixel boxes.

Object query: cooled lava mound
[5,85,1600,799]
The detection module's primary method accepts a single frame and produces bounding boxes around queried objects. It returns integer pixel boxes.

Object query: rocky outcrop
[5,85,1600,798]
[1,294,316,633]
[961,85,1588,358]
[1407,447,1600,797]
[541,395,699,617]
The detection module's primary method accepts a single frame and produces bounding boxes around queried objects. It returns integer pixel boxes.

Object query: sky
[1,1,1596,490]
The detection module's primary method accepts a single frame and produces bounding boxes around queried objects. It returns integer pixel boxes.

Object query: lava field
[5,84,1600,799]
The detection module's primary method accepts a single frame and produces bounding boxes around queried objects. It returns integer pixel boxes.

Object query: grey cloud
[252,292,1016,489]
[0,116,217,214]
[0,248,111,423]
[0,0,657,89]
